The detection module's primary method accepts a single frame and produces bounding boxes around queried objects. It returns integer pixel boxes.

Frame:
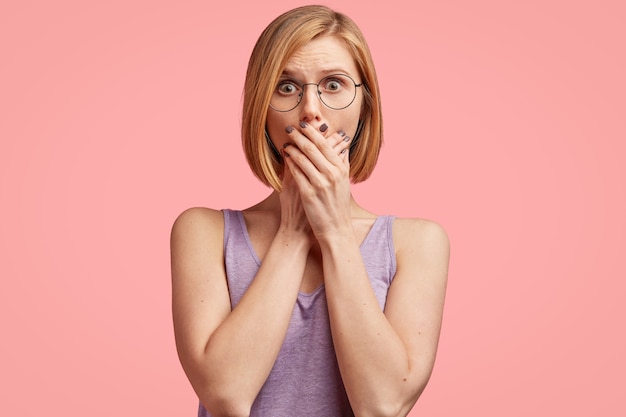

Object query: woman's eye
[277,82,298,95]
[323,79,342,92]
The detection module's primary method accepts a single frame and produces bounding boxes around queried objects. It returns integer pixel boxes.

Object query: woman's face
[266,35,364,152]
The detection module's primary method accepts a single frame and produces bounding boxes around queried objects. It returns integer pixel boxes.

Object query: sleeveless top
[198,209,397,417]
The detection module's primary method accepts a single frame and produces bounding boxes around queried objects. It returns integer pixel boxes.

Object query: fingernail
[285,126,294,133]
[341,149,347,154]
[338,130,346,137]
[299,121,307,128]
[343,136,351,142]
[283,142,291,148]
[320,123,328,132]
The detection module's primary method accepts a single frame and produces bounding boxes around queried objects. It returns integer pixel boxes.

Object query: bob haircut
[242,5,383,190]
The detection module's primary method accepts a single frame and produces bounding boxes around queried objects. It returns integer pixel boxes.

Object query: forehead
[283,36,359,78]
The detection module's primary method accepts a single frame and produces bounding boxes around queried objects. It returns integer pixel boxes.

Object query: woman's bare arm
[171,207,310,416]
[321,218,449,417]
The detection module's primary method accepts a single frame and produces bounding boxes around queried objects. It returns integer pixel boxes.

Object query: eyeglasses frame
[269,73,363,112]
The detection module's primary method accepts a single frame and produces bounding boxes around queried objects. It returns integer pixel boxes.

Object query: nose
[298,83,323,123]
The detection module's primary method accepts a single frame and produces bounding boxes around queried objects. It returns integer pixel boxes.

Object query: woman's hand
[282,122,353,242]
[277,153,314,245]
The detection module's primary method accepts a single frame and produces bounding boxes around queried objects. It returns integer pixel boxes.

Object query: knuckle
[309,173,328,189]
[328,168,344,184]
[299,141,316,154]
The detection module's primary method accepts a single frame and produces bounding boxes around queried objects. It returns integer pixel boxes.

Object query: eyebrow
[280,68,353,78]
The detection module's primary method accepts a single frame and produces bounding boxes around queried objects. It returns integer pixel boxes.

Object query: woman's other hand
[282,122,353,243]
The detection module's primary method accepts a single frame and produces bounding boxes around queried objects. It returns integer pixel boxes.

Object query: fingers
[283,122,351,174]
[332,131,351,166]
[282,147,308,189]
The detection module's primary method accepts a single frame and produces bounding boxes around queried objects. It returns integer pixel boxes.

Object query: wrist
[274,226,314,251]
[315,227,357,251]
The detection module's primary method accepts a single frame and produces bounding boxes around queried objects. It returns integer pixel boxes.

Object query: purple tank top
[198,209,397,417]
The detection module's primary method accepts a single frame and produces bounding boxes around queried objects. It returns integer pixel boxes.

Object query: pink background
[1,0,624,415]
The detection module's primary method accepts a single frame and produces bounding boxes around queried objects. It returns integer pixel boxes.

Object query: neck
[247,190,371,218]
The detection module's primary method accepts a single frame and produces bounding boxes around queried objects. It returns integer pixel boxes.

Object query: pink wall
[1,0,624,415]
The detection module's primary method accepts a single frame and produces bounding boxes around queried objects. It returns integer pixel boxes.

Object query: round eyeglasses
[269,74,363,112]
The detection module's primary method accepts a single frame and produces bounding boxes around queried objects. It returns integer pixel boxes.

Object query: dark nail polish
[344,136,351,142]
[338,130,346,137]
[283,142,290,148]
[320,123,328,132]
[285,126,294,133]
[299,121,307,128]
[341,149,347,154]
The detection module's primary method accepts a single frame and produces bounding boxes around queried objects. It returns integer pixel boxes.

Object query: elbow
[352,399,413,417]
[352,406,401,417]
[365,404,415,417]
[352,382,428,417]
[182,359,254,416]
[201,394,252,417]
[193,375,253,417]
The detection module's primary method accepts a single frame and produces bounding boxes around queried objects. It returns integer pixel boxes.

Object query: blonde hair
[242,5,383,190]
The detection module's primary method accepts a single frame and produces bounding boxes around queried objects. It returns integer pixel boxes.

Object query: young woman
[171,5,450,417]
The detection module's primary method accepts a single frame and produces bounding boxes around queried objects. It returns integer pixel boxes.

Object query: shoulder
[170,207,226,255]
[171,207,224,234]
[392,217,449,248]
[391,217,450,274]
